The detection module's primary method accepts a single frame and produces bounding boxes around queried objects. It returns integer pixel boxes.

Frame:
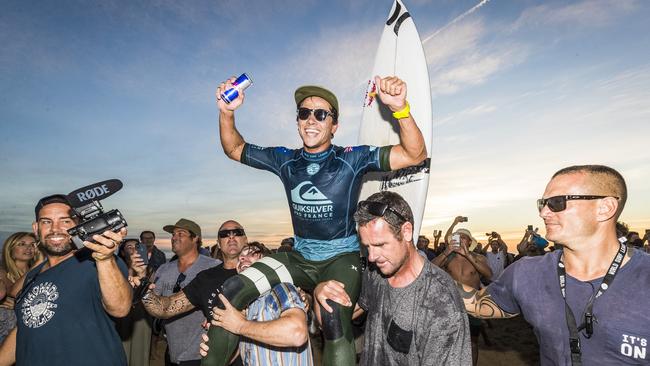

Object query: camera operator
[0,194,131,366]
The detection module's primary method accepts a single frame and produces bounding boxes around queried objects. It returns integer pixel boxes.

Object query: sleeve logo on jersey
[290,181,334,220]
[21,281,59,328]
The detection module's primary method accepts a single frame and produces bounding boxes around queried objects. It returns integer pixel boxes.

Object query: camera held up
[66,179,128,249]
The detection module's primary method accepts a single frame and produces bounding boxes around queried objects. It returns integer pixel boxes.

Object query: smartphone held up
[451,233,461,248]
[136,242,149,266]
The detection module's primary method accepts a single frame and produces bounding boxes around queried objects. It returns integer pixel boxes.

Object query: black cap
[34,194,71,220]
[294,85,339,118]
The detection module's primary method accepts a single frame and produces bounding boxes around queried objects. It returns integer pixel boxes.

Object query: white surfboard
[358,0,433,240]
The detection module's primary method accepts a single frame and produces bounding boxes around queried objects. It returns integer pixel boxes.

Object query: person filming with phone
[485,232,511,281]
[432,216,491,365]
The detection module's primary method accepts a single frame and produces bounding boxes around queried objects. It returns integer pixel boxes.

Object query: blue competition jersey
[241,143,390,260]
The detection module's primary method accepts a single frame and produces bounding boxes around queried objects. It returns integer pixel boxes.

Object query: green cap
[163,218,201,238]
[294,85,339,118]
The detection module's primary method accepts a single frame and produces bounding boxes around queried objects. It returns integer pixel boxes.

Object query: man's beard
[39,234,74,257]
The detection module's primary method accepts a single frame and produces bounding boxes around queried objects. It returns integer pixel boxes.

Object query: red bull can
[220,73,252,103]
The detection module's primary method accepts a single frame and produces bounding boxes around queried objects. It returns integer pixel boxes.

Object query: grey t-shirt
[153,255,220,363]
[488,249,650,365]
[358,260,471,365]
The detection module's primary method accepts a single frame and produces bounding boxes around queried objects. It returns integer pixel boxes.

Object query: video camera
[65,179,128,249]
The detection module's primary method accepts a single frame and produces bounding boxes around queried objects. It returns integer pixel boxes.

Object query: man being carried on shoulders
[204,76,426,365]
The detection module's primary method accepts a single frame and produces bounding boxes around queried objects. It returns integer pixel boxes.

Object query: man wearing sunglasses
[207,75,427,365]
[313,191,471,365]
[457,165,650,365]
[140,218,220,366]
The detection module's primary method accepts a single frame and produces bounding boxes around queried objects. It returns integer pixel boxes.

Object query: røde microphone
[66,179,128,249]
[66,179,123,208]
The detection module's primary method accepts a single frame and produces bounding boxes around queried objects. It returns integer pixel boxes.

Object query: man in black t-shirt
[138,220,247,320]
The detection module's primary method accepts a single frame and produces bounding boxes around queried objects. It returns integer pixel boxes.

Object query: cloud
[436,103,497,126]
[422,0,491,43]
[422,14,529,96]
[229,22,380,147]
[425,18,485,68]
[511,0,639,30]
[420,0,641,98]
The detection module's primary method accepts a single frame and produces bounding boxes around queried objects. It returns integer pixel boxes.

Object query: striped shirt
[240,283,313,366]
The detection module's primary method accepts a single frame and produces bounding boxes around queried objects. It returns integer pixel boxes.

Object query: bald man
[457,165,650,365]
[140,220,247,322]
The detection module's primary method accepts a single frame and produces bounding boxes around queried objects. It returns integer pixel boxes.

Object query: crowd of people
[1,75,649,366]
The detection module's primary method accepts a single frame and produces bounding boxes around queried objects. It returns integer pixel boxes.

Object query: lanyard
[557,243,627,366]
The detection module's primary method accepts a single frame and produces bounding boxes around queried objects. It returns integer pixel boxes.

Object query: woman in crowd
[116,238,153,366]
[0,232,44,343]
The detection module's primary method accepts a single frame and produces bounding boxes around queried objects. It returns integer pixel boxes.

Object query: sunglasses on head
[359,200,407,222]
[536,195,618,213]
[297,107,335,122]
[218,228,246,238]
[173,272,186,293]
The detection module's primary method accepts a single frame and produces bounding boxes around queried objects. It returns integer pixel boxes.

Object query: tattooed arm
[456,281,518,319]
[142,288,196,319]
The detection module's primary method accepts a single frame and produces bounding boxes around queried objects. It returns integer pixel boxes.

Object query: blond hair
[1,232,43,284]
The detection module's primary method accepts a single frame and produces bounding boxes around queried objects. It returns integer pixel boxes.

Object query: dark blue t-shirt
[15,253,129,366]
[488,249,650,365]
[241,143,389,260]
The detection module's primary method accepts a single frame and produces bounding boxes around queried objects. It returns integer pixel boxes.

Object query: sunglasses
[218,228,246,238]
[536,195,619,213]
[297,107,335,122]
[359,200,407,222]
[173,272,186,293]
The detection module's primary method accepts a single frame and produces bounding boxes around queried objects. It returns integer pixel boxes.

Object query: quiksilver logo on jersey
[290,181,334,220]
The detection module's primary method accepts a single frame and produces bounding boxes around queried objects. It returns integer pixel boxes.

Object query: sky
[1,0,649,253]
